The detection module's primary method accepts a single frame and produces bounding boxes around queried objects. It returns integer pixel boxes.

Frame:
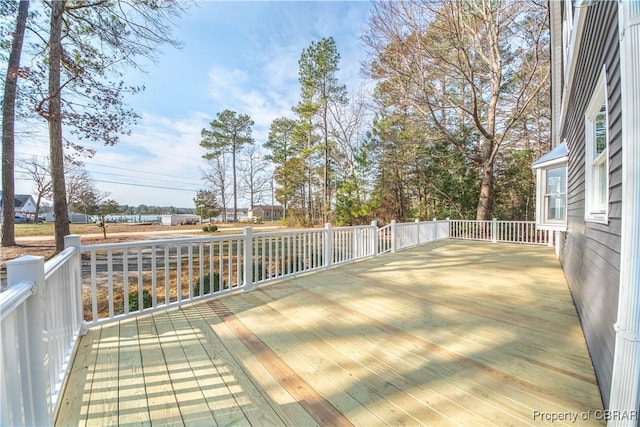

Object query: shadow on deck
[56,240,604,426]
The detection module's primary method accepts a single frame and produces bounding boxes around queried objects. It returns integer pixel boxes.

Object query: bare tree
[238,145,271,208]
[1,0,29,246]
[329,89,370,180]
[65,163,94,207]
[363,0,549,220]
[201,154,229,222]
[16,156,51,222]
[328,89,373,224]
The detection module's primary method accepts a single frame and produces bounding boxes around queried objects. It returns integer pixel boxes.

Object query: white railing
[1,236,84,426]
[449,219,551,245]
[377,223,393,254]
[78,223,385,326]
[0,218,547,425]
[395,219,450,250]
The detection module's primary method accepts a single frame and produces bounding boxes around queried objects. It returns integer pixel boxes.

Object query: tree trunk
[306,126,313,224]
[232,148,237,222]
[476,159,495,221]
[34,193,42,224]
[220,192,226,222]
[49,0,70,252]
[1,0,29,247]
[323,105,329,223]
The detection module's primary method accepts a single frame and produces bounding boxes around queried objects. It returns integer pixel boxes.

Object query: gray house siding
[557,1,621,407]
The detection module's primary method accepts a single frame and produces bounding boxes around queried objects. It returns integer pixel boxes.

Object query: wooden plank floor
[56,240,605,426]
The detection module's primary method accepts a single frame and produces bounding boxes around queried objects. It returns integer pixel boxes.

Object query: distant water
[97,214,162,223]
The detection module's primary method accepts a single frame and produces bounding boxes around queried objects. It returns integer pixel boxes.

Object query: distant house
[248,205,284,221]
[533,0,639,416]
[160,214,201,226]
[211,208,248,222]
[43,211,91,224]
[0,192,37,219]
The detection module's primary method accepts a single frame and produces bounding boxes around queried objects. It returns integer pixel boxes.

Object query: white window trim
[584,66,609,224]
[559,2,588,129]
[533,141,568,231]
[562,0,574,61]
[534,156,568,231]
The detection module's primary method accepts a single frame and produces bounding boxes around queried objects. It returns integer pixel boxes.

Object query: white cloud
[82,111,211,207]
[206,65,297,143]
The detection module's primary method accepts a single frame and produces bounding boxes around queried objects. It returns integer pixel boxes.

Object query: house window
[584,67,609,223]
[545,166,567,222]
[532,142,568,231]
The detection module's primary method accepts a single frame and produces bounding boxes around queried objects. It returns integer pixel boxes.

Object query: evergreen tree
[200,110,254,222]
[295,37,347,222]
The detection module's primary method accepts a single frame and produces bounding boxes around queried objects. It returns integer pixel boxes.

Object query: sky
[12,1,374,208]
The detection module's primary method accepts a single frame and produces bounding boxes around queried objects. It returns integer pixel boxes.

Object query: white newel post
[446,217,451,239]
[243,227,254,292]
[609,1,640,424]
[433,218,438,241]
[64,234,85,333]
[415,218,421,245]
[390,220,397,253]
[324,223,333,270]
[492,218,498,243]
[6,256,51,426]
[371,220,378,257]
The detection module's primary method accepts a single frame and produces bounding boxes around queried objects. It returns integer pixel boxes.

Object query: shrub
[202,224,218,232]
[128,288,152,312]
[193,271,224,296]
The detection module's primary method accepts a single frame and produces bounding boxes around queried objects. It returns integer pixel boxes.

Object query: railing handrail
[0,280,34,321]
[44,246,77,280]
[78,233,235,251]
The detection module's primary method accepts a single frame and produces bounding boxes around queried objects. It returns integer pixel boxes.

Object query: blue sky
[13,1,373,208]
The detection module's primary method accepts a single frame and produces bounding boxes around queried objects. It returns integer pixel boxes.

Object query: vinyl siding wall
[557,1,622,408]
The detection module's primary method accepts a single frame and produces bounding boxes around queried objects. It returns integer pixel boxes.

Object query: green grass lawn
[13,222,57,237]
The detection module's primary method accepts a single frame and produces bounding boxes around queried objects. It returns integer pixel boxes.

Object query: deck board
[55,325,99,426]
[136,313,184,425]
[118,316,150,426]
[86,322,119,425]
[56,240,605,426]
[186,300,315,426]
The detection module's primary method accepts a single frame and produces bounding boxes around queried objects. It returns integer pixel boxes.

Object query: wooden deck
[56,240,604,426]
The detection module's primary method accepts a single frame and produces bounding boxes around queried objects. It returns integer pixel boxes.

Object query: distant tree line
[199,0,550,226]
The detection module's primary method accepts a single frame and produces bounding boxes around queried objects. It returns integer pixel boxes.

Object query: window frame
[533,142,568,231]
[584,66,609,224]
[543,165,567,225]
